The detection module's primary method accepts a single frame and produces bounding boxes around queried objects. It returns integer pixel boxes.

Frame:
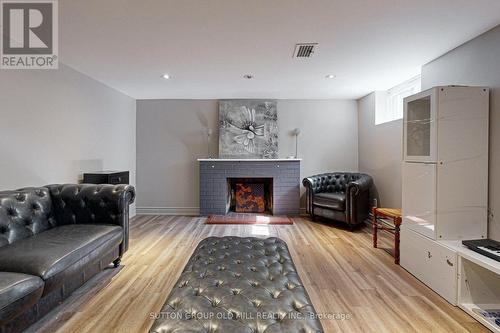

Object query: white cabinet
[440,241,500,332]
[458,255,500,333]
[403,86,489,164]
[402,86,489,241]
[401,86,490,315]
[401,226,458,305]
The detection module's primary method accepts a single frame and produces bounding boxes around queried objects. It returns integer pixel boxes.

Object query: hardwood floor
[29,215,488,333]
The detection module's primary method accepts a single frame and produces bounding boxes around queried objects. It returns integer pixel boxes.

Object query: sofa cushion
[313,192,346,211]
[0,187,57,248]
[0,272,44,324]
[0,224,122,294]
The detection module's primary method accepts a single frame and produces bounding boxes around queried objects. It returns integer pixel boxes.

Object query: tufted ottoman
[150,236,324,333]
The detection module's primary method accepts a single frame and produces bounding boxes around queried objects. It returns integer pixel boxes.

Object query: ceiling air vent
[293,43,318,58]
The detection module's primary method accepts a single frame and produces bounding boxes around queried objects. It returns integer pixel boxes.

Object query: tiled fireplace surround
[198,159,301,216]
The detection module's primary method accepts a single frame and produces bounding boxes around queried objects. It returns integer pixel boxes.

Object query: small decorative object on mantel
[292,127,301,158]
[206,127,213,158]
[218,99,278,159]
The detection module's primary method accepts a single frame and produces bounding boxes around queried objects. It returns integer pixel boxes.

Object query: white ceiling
[59,0,500,100]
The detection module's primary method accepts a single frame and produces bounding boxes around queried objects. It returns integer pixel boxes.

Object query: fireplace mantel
[198,159,300,216]
[197,158,302,162]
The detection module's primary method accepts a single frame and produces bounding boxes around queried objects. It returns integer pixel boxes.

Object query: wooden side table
[372,208,402,264]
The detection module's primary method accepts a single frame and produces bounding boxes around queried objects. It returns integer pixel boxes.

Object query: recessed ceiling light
[243,74,254,79]
[162,74,171,79]
[325,74,336,79]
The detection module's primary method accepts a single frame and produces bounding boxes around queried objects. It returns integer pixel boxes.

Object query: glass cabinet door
[404,89,437,162]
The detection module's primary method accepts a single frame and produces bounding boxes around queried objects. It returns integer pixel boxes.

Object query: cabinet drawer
[401,226,457,305]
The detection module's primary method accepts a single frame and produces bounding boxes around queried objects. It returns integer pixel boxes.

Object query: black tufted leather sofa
[150,236,324,333]
[0,184,135,333]
[302,172,373,228]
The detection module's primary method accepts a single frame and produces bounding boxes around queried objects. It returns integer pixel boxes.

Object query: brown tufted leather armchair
[302,172,373,228]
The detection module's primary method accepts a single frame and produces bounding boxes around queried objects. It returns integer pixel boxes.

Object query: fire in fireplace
[227,178,273,214]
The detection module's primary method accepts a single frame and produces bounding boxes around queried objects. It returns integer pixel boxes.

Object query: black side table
[83,171,129,185]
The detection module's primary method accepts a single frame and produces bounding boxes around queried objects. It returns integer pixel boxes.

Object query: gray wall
[0,63,137,215]
[136,99,358,214]
[358,91,402,208]
[357,25,500,240]
[422,25,500,241]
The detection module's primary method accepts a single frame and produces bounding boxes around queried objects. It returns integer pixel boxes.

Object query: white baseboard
[128,203,137,218]
[136,207,307,216]
[136,207,200,216]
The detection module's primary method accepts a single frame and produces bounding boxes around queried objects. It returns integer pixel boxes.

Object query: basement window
[375,75,421,125]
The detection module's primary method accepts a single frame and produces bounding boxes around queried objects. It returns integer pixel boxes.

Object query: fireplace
[198,159,300,216]
[226,178,273,214]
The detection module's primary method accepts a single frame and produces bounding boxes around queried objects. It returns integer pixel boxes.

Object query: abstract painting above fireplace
[218,100,278,159]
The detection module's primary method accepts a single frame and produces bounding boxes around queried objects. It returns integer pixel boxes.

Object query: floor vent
[293,43,318,58]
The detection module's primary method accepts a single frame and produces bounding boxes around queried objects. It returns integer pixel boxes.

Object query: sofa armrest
[45,184,135,255]
[346,175,373,225]
[347,176,373,196]
[303,175,327,215]
[302,175,322,194]
[302,177,314,215]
